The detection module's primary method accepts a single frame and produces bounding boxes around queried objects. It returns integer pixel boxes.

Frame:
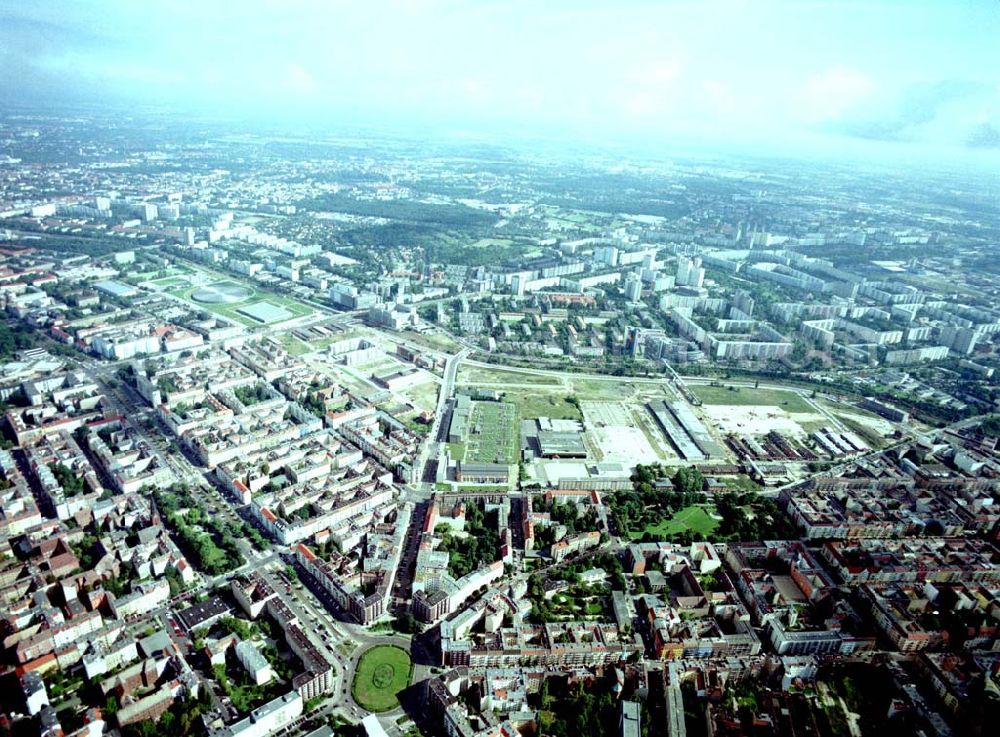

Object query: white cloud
[283,64,317,95]
[801,67,875,122]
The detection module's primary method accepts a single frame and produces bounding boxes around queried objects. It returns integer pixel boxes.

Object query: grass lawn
[688,383,813,413]
[797,419,833,434]
[275,333,312,356]
[500,390,583,421]
[470,237,517,249]
[399,381,440,413]
[351,645,413,713]
[629,504,718,540]
[149,276,189,288]
[722,475,762,492]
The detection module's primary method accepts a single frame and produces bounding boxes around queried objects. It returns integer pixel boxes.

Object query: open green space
[797,419,833,434]
[458,365,563,386]
[351,645,413,713]
[567,377,638,401]
[469,237,518,249]
[399,381,440,413]
[629,504,718,541]
[149,276,189,288]
[721,474,762,492]
[500,390,583,421]
[274,333,313,356]
[607,464,794,545]
[688,383,813,413]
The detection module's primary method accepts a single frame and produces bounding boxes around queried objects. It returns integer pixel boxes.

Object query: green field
[500,390,583,421]
[274,333,312,356]
[470,237,518,249]
[629,504,719,541]
[351,646,413,713]
[688,384,813,413]
[149,276,189,288]
[460,401,519,464]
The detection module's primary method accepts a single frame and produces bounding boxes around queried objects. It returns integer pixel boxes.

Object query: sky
[2,0,999,159]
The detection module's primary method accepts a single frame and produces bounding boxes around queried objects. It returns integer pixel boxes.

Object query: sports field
[351,645,412,713]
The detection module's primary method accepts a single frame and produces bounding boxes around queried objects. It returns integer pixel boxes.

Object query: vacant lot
[501,390,583,421]
[688,384,813,414]
[701,404,814,437]
[352,645,412,713]
[399,330,462,354]
[459,365,563,386]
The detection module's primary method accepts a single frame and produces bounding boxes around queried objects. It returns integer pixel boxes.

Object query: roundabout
[351,645,413,713]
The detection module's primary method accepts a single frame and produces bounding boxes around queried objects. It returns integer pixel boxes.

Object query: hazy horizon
[2,1,1000,166]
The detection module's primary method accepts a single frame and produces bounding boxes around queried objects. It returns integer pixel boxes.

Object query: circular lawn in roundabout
[351,645,413,713]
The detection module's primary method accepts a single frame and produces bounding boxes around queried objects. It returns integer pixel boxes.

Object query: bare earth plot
[701,404,819,438]
[590,425,658,465]
[581,400,661,465]
[399,379,440,413]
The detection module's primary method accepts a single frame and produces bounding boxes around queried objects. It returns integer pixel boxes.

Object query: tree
[393,612,421,634]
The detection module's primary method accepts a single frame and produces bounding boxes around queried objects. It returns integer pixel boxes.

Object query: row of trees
[153,486,244,576]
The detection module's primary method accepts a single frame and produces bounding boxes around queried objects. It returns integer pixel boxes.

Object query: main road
[414,347,469,487]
